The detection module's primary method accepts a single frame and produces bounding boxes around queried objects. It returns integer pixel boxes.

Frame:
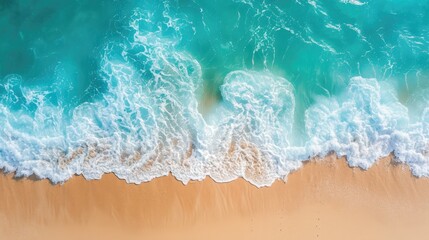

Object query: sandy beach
[1,154,429,240]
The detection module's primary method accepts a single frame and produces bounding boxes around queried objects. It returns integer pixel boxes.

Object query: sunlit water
[1,0,429,186]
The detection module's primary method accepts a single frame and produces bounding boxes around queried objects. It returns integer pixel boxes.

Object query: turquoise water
[1,0,429,186]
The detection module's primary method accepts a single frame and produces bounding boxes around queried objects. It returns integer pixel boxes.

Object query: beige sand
[1,154,429,240]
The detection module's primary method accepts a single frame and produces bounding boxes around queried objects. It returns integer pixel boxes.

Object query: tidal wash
[1,0,429,186]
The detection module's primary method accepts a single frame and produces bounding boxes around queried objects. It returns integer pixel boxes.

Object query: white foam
[206,70,299,186]
[1,10,429,188]
[305,77,429,176]
[340,0,366,6]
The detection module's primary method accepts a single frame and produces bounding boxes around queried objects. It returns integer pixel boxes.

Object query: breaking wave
[1,0,429,187]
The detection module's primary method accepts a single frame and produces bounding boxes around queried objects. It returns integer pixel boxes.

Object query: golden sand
[1,154,429,240]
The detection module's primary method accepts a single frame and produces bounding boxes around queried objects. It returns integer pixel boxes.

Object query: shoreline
[2,154,429,239]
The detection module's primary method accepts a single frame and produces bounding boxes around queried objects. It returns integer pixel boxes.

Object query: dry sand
[1,154,429,240]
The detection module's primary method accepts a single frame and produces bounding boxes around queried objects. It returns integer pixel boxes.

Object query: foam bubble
[207,70,298,186]
[305,77,409,168]
[304,76,429,178]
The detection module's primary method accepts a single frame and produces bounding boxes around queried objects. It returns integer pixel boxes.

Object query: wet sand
[1,154,429,240]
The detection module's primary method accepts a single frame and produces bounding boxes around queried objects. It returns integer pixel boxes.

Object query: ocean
[1,0,428,186]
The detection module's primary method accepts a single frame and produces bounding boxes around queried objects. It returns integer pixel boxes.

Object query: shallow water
[1,0,429,186]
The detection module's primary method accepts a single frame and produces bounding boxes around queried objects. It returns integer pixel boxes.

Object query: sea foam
[1,1,429,187]
[2,61,429,187]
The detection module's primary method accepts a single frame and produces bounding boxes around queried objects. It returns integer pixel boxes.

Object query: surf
[1,0,429,187]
